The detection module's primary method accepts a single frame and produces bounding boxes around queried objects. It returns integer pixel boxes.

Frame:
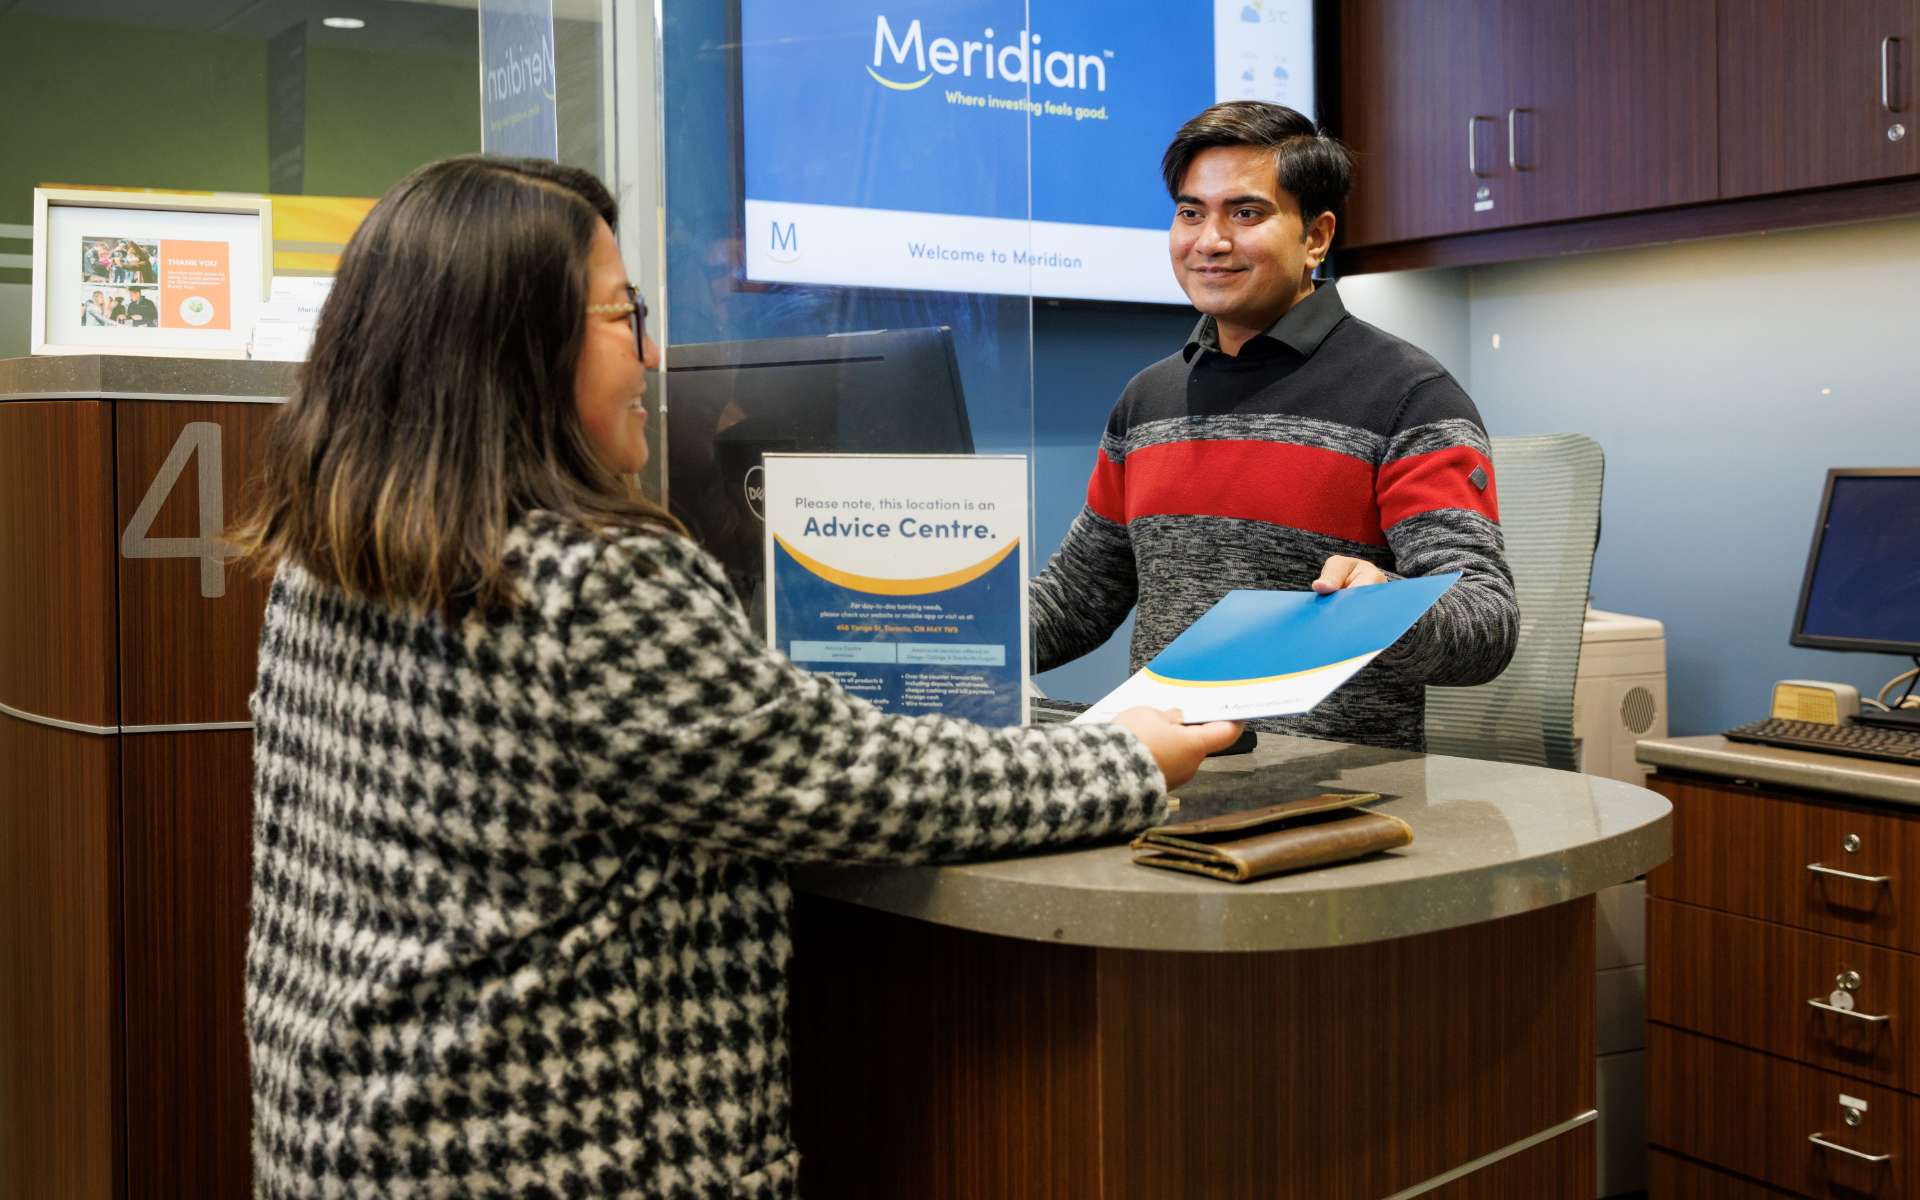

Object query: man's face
[1169,145,1323,343]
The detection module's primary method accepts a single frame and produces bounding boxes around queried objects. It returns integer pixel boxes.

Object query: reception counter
[0,355,1669,1199]
[786,733,1670,1199]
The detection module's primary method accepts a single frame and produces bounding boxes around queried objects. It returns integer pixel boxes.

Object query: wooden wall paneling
[1563,0,1720,220]
[1649,775,1920,953]
[1337,0,1482,247]
[113,400,277,727]
[1718,0,1920,198]
[1094,897,1594,1199]
[0,714,122,1200]
[1648,1148,1809,1196]
[1649,1023,1918,1196]
[0,400,118,726]
[119,729,255,1200]
[1649,897,1919,1089]
[788,897,1102,1200]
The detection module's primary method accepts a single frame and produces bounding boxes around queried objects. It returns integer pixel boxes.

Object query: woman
[235,155,1233,1199]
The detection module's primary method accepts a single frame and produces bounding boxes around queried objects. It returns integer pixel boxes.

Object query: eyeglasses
[586,284,649,358]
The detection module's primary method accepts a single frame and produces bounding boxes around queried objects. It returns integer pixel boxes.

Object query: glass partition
[640,2,1039,644]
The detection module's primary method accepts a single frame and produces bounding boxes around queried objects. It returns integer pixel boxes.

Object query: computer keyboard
[1723,717,1920,765]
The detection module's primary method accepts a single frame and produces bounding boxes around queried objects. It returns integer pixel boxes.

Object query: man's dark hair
[1161,101,1354,224]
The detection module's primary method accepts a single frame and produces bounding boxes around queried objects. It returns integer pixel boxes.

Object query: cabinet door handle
[1807,862,1892,884]
[1507,107,1535,170]
[1468,116,1493,177]
[1808,997,1892,1023]
[1884,36,1902,113]
[1809,1133,1893,1163]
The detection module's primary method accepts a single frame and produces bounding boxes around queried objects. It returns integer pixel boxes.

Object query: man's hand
[1112,708,1243,791]
[1311,554,1392,595]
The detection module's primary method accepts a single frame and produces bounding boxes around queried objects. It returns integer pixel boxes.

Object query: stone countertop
[793,732,1670,953]
[0,354,295,402]
[1637,733,1920,808]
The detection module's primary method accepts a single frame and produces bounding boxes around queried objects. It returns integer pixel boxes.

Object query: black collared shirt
[1181,281,1348,366]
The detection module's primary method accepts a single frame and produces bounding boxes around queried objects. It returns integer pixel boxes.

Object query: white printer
[1574,608,1669,787]
[1573,607,1668,1198]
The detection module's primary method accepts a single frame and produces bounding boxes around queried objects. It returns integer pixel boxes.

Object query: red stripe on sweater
[1088,440,1387,545]
[1377,445,1499,528]
[1087,451,1127,523]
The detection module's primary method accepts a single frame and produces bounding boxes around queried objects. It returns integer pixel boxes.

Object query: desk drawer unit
[1650,899,1919,1088]
[1650,772,1920,1197]
[1650,1024,1916,1196]
[1653,776,1920,950]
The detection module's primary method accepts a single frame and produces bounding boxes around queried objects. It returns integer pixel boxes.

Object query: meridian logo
[867,15,1110,92]
[769,220,800,263]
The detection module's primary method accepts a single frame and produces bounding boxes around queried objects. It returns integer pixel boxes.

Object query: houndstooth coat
[245,515,1166,1199]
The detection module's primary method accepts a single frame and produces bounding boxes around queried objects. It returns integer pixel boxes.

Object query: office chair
[1424,433,1605,771]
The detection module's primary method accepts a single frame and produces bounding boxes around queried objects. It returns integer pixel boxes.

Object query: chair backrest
[1424,433,1605,771]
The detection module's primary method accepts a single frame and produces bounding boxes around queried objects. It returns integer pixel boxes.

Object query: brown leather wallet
[1130,792,1411,883]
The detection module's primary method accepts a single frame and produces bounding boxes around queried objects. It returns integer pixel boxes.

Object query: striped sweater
[1031,282,1518,751]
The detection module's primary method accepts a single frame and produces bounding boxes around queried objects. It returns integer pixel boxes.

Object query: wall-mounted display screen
[739,0,1315,304]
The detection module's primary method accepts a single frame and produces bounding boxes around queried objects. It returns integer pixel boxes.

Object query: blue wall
[1465,217,1920,735]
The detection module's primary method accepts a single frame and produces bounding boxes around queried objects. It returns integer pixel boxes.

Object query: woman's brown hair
[231,155,681,615]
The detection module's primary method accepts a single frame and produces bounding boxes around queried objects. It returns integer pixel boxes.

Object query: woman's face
[573,220,658,476]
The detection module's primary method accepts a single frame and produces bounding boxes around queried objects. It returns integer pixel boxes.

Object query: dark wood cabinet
[1648,767,1920,1196]
[1719,0,1920,199]
[1340,0,1718,246]
[1338,0,1485,243]
[1336,0,1920,268]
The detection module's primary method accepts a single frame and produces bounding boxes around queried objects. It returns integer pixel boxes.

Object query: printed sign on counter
[764,454,1027,726]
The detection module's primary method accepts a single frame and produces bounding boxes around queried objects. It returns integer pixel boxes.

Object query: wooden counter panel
[121,730,254,1200]
[1650,1024,1918,1196]
[1649,775,1920,953]
[114,400,275,726]
[1650,897,1920,1089]
[792,894,1596,1199]
[1097,897,1594,1200]
[0,401,117,726]
[1428,1124,1595,1198]
[0,713,121,1200]
[789,896,1101,1200]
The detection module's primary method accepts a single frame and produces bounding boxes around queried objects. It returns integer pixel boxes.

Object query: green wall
[0,10,480,284]
[0,12,273,229]
[304,45,479,199]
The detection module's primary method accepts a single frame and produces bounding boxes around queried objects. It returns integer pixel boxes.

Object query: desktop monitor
[1791,468,1920,656]
[664,326,974,630]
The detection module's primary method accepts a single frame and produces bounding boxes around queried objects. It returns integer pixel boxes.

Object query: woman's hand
[1112,707,1242,791]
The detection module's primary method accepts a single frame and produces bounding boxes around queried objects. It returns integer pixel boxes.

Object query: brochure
[1073,572,1461,725]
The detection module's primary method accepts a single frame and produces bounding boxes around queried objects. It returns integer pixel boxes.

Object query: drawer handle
[1808,862,1892,885]
[1809,1132,1893,1163]
[1808,997,1892,1023]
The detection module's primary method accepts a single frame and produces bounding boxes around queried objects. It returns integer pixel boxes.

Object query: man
[124,286,159,328]
[1030,101,1517,751]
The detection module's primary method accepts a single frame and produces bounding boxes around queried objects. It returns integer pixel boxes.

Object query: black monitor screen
[1792,470,1920,654]
[664,327,973,632]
